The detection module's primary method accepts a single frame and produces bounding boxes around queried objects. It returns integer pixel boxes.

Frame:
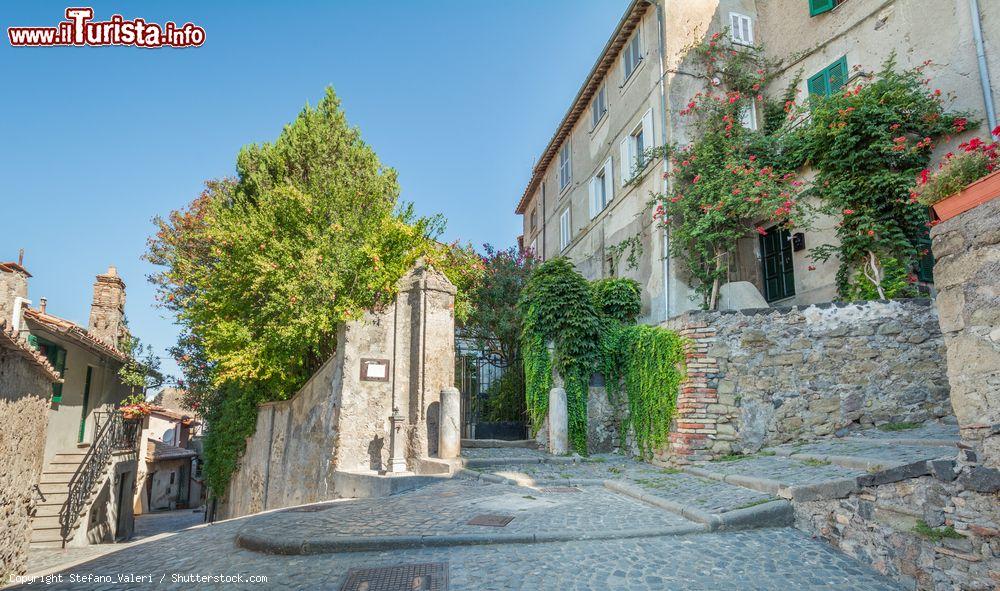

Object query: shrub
[912,132,999,206]
[591,278,642,323]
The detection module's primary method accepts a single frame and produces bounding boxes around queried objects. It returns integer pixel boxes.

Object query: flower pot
[932,169,1000,222]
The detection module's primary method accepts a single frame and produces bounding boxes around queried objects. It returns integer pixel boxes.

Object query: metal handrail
[58,411,141,545]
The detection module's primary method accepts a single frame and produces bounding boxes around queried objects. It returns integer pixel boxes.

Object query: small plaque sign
[360,358,390,382]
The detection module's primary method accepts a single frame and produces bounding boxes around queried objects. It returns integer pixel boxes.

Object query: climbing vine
[784,55,969,298]
[519,264,685,458]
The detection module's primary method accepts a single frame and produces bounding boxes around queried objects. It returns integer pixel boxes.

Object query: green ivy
[601,322,686,459]
[518,259,601,454]
[519,259,684,458]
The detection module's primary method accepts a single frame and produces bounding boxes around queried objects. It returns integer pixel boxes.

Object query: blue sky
[0,0,629,382]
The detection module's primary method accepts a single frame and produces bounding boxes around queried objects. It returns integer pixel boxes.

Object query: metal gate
[454,336,526,440]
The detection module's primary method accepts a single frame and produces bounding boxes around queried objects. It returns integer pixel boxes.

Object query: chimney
[0,250,31,326]
[39,297,47,314]
[88,265,126,350]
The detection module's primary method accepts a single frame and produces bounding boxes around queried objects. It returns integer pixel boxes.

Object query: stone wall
[220,263,456,519]
[665,300,951,460]
[0,331,56,578]
[931,196,1000,468]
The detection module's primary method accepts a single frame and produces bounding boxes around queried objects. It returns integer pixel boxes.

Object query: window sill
[590,112,609,136]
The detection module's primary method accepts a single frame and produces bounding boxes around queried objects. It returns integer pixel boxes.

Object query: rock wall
[931,196,1000,468]
[220,263,456,519]
[665,300,951,459]
[795,456,1000,590]
[0,344,54,578]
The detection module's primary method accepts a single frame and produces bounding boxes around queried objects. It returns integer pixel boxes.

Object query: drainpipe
[970,0,997,132]
[656,0,672,321]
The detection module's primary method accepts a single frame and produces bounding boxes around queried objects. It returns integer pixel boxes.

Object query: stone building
[0,318,60,579]
[135,405,202,514]
[0,256,141,549]
[515,0,999,316]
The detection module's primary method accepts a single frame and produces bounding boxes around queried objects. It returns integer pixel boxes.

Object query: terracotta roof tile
[0,320,62,383]
[146,439,197,462]
[23,307,127,362]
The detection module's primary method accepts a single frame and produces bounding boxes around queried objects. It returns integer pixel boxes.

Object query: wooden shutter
[641,109,655,152]
[603,157,614,202]
[807,70,828,97]
[588,177,598,220]
[809,0,836,16]
[620,138,630,185]
[828,56,849,93]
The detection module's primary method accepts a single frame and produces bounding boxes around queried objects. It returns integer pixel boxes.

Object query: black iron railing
[59,411,141,545]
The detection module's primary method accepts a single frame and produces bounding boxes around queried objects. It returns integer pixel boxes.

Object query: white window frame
[621,30,643,85]
[740,100,758,131]
[619,109,654,184]
[729,13,754,46]
[559,208,571,250]
[591,83,608,129]
[589,157,615,219]
[530,237,538,257]
[559,142,572,191]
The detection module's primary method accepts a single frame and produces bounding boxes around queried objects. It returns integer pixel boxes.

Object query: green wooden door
[760,227,796,302]
[79,366,93,443]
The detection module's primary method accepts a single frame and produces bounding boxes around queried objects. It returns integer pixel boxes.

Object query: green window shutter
[809,0,836,16]
[828,56,849,93]
[916,233,934,283]
[807,71,828,97]
[27,334,39,348]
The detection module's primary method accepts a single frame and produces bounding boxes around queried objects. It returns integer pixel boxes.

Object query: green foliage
[878,421,921,432]
[786,55,967,298]
[591,278,642,323]
[652,33,806,309]
[600,322,685,459]
[146,87,478,495]
[117,329,163,395]
[844,257,916,301]
[518,259,601,453]
[478,370,527,423]
[913,520,964,542]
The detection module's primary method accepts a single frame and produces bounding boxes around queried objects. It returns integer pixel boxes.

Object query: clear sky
[1,0,630,382]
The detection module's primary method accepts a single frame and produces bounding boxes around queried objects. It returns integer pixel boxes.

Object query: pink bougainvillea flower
[867,229,876,236]
[843,209,855,215]
[756,226,767,236]
[993,125,1000,137]
[808,265,816,271]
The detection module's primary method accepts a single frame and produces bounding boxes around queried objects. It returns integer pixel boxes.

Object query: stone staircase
[30,450,89,547]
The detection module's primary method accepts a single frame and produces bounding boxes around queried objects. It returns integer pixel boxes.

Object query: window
[807,56,849,98]
[729,13,754,45]
[621,31,642,83]
[588,157,614,219]
[530,237,538,257]
[759,227,796,302]
[559,208,571,250]
[591,84,607,129]
[559,142,572,190]
[809,0,848,16]
[530,206,538,232]
[28,335,67,403]
[740,100,758,131]
[619,109,654,184]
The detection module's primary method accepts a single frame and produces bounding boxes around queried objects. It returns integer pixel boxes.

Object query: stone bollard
[438,387,462,459]
[548,387,568,455]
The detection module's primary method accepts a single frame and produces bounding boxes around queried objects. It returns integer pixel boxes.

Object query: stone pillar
[388,407,408,473]
[931,196,1000,469]
[548,387,568,455]
[438,387,461,459]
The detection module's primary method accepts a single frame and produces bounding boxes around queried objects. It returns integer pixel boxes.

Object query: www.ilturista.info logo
[7,7,205,48]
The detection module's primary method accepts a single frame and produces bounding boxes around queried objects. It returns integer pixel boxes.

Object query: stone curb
[461,456,580,468]
[681,466,783,495]
[782,451,893,472]
[781,477,860,502]
[456,467,605,488]
[604,480,792,531]
[234,524,709,555]
[838,436,959,449]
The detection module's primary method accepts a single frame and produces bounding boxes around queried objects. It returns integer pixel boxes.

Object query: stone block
[959,467,1000,494]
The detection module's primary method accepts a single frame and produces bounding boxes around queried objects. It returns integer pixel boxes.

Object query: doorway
[79,366,93,443]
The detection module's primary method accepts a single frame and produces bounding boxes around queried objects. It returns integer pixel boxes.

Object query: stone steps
[28,449,103,548]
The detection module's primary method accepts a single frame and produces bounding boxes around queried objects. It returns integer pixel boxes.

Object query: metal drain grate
[467,513,515,527]
[285,503,337,513]
[340,562,448,591]
[539,487,582,493]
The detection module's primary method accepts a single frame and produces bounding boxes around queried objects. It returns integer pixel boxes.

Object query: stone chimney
[88,266,126,350]
[0,249,31,327]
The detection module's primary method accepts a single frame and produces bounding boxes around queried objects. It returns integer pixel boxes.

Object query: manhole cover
[467,513,515,527]
[286,503,337,513]
[340,562,447,591]
[539,487,582,493]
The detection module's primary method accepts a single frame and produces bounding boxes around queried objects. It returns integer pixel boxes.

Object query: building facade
[516,0,998,318]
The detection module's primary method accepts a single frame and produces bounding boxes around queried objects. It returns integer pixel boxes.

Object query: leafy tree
[117,329,163,396]
[591,278,642,323]
[147,87,476,493]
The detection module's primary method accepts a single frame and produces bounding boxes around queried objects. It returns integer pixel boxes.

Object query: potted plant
[913,126,1000,221]
[120,393,153,420]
